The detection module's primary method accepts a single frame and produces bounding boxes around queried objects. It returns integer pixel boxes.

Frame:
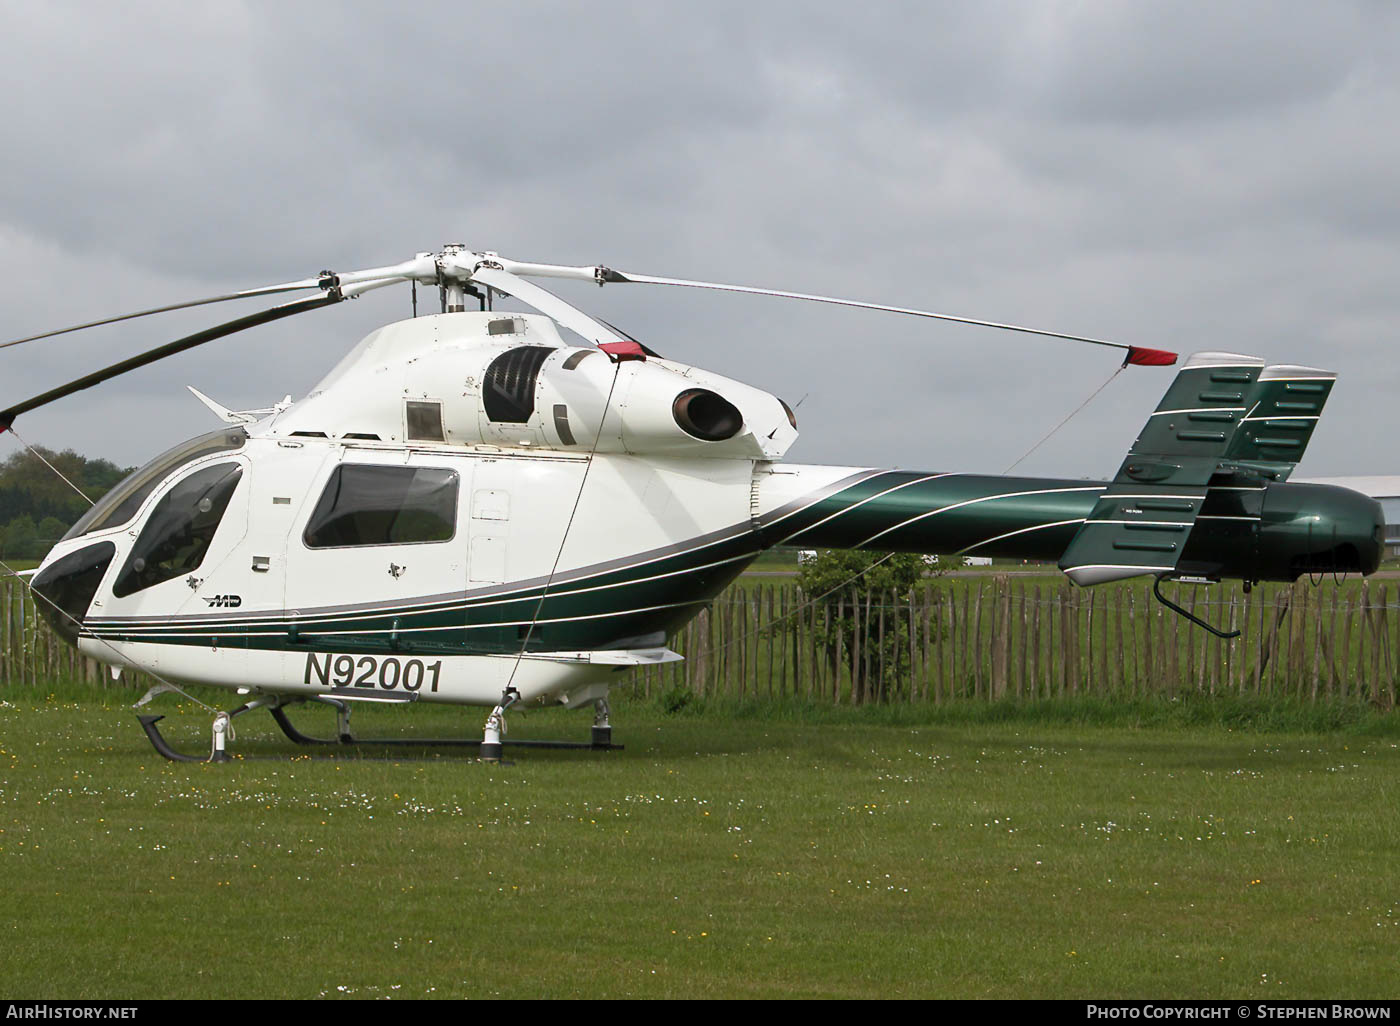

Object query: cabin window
[405,400,446,442]
[112,462,243,597]
[64,427,247,541]
[303,465,458,548]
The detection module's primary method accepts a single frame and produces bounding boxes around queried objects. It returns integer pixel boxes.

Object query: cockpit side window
[112,462,243,598]
[303,465,458,548]
[64,427,247,541]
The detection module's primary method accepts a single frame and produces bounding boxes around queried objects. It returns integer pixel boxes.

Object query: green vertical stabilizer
[1220,364,1336,481]
[1059,352,1267,585]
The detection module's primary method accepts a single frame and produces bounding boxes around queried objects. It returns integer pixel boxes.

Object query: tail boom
[757,465,1383,584]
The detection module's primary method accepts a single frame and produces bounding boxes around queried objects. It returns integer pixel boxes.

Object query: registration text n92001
[304,653,443,693]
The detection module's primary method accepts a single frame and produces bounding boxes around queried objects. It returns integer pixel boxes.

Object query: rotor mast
[441,243,471,313]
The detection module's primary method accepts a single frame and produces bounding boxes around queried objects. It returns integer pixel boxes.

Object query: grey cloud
[2,1,1399,484]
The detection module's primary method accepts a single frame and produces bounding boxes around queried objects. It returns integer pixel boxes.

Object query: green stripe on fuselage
[769,472,1102,558]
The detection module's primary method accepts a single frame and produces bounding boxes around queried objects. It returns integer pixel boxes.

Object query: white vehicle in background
[801,551,988,568]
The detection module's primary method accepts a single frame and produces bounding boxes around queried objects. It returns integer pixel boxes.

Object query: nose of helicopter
[28,541,116,646]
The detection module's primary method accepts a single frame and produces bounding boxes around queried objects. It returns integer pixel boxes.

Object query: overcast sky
[2,2,1398,481]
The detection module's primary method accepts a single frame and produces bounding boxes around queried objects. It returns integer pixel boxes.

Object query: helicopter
[4,245,1384,762]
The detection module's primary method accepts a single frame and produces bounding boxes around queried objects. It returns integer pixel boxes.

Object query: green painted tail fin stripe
[1059,352,1267,585]
[1221,365,1336,480]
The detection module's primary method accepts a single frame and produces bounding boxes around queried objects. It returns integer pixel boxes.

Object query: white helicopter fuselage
[16,248,1386,763]
[30,311,1388,717]
[38,312,826,708]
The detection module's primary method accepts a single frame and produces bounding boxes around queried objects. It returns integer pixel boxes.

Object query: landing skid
[138,714,219,763]
[268,703,622,751]
[135,697,624,763]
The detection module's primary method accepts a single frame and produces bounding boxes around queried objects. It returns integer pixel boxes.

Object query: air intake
[673,389,743,441]
[483,346,555,423]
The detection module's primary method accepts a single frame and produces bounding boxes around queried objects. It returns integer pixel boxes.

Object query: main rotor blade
[0,291,344,432]
[0,276,332,351]
[466,265,633,348]
[597,268,1177,366]
[0,255,435,352]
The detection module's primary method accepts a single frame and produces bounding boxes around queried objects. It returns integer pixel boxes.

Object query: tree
[0,446,132,562]
[0,446,130,528]
[37,516,67,550]
[2,514,39,560]
[797,549,939,703]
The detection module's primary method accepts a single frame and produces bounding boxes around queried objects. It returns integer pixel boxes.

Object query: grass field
[1,686,1398,999]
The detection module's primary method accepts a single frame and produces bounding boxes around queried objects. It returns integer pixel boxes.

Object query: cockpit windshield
[62,427,247,541]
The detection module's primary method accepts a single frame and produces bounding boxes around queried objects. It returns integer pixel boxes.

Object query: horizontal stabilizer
[1059,352,1268,584]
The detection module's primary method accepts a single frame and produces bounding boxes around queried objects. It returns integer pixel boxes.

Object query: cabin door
[285,449,470,651]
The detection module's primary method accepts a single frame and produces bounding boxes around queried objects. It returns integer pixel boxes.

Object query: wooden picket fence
[636,576,1400,707]
[2,575,1396,706]
[0,577,121,689]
